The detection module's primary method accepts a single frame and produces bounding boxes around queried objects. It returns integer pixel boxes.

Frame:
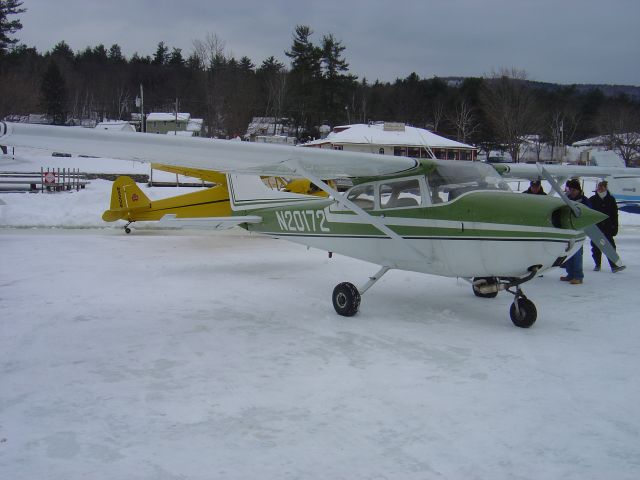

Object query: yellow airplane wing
[150,163,227,184]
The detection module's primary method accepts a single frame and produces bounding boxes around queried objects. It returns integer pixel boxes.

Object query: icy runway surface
[1,227,639,479]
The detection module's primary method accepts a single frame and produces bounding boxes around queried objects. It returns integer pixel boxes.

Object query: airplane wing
[0,122,418,179]
[150,163,227,184]
[493,162,634,180]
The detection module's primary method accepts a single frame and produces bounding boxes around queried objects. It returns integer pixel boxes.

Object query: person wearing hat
[589,180,625,273]
[523,179,546,195]
[560,179,591,284]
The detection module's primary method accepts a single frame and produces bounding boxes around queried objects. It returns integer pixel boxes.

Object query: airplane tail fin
[102,176,151,222]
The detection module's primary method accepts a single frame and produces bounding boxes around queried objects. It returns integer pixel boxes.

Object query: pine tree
[152,41,168,66]
[168,48,184,67]
[41,61,67,125]
[50,41,74,63]
[285,25,323,138]
[0,0,25,56]
[320,34,356,126]
[108,44,125,63]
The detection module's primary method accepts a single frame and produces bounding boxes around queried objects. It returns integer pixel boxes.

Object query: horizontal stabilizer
[157,214,262,230]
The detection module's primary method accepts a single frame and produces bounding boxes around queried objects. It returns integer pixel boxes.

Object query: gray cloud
[16,0,640,85]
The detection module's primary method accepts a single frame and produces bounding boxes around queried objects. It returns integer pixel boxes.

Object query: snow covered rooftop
[147,112,191,122]
[166,130,194,137]
[573,133,639,147]
[187,118,203,132]
[303,123,474,149]
[95,121,135,132]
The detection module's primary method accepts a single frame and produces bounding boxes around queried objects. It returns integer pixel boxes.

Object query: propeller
[537,164,623,266]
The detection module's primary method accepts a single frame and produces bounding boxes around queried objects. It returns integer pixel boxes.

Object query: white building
[95,120,136,132]
[302,122,476,160]
[146,113,191,134]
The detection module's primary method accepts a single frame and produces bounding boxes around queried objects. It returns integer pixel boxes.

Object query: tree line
[1,2,639,163]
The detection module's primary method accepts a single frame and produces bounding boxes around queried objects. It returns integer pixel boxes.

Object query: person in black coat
[523,179,546,195]
[589,180,625,272]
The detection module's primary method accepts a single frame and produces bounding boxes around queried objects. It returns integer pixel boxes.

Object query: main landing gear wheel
[472,277,499,298]
[510,297,537,328]
[332,282,361,317]
[124,221,132,234]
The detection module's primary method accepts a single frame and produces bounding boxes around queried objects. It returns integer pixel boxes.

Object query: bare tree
[480,68,538,162]
[260,59,288,135]
[192,33,227,137]
[595,103,640,166]
[430,99,445,132]
[447,99,479,143]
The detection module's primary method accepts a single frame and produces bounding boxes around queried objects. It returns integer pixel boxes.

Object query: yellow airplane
[102,175,231,233]
[103,163,332,233]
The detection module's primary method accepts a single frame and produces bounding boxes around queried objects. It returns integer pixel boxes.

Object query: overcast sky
[14,0,640,86]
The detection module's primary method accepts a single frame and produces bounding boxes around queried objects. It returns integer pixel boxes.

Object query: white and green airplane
[0,122,608,328]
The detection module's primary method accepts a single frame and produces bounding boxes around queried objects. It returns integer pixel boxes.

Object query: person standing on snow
[561,179,591,285]
[589,180,625,273]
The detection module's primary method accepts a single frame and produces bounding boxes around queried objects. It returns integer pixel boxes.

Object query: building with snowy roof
[244,117,293,141]
[146,113,191,135]
[187,118,204,137]
[95,120,136,132]
[302,122,476,160]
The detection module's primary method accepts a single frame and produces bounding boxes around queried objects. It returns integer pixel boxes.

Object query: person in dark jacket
[523,179,546,195]
[561,179,591,284]
[589,180,625,273]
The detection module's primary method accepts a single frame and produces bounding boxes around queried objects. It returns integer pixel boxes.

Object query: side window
[347,184,375,210]
[379,179,422,209]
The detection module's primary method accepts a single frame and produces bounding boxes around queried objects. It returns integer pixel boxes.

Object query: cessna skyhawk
[0,122,607,328]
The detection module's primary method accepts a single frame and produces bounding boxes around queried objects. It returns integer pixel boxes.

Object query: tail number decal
[276,210,330,233]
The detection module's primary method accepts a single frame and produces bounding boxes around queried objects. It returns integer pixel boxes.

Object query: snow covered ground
[1,149,640,479]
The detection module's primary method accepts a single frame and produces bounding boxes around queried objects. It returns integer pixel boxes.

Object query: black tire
[125,227,131,234]
[332,282,361,317]
[472,277,499,298]
[509,297,537,328]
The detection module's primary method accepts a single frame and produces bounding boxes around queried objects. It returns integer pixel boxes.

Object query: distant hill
[443,77,640,100]
[528,81,640,100]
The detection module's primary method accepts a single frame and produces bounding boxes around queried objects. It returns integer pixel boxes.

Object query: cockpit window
[347,184,375,210]
[426,162,510,203]
[380,179,421,209]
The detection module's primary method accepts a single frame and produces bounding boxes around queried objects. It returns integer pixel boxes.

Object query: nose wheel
[508,288,537,328]
[473,266,541,328]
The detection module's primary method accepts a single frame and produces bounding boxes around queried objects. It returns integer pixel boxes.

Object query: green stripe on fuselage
[241,191,579,241]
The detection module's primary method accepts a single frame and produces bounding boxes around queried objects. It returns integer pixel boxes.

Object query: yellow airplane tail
[102,176,151,222]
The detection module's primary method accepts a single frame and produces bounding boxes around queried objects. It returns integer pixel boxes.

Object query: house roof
[303,123,474,149]
[95,121,135,132]
[187,118,203,131]
[147,112,191,122]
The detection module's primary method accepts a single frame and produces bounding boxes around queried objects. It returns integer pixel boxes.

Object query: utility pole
[137,83,145,132]
[175,98,179,135]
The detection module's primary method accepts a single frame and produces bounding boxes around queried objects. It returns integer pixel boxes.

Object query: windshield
[426,161,511,203]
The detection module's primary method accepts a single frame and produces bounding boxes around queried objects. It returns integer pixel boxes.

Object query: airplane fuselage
[242,191,590,278]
